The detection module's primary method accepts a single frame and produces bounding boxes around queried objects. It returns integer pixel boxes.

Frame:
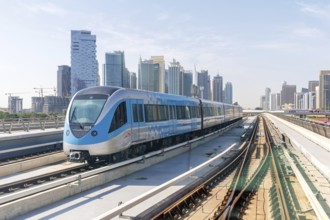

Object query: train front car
[63,86,124,163]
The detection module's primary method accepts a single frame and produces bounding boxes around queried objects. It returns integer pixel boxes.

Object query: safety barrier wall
[274,114,330,138]
[0,117,65,133]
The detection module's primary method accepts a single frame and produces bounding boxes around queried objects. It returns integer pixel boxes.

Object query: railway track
[0,163,91,196]
[135,117,259,219]
[0,121,243,208]
[137,115,319,220]
[0,148,63,166]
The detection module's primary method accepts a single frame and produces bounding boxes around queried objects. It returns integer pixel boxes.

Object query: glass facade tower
[103,51,128,88]
[71,30,99,96]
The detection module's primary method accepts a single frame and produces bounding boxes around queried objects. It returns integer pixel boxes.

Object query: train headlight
[66,130,70,136]
[91,130,98,136]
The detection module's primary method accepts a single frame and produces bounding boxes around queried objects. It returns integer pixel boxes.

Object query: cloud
[157,13,169,21]
[18,1,67,16]
[296,2,330,20]
[293,26,324,38]
[250,42,293,50]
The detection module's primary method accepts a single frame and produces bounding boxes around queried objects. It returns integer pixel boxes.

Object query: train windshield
[69,94,108,125]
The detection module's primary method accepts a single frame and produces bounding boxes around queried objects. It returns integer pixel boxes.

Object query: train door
[168,102,177,135]
[131,99,145,142]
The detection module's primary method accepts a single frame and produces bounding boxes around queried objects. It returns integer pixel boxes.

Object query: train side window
[158,105,168,121]
[176,106,183,119]
[169,105,176,119]
[185,106,191,119]
[133,104,138,122]
[133,104,144,122]
[190,106,195,118]
[109,102,127,133]
[137,104,144,122]
[176,106,190,119]
[145,104,157,122]
[197,106,201,118]
[144,105,152,122]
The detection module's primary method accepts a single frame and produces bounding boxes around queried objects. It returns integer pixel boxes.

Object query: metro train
[63,86,243,163]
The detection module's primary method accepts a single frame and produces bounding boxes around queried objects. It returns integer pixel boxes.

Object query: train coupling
[69,151,89,163]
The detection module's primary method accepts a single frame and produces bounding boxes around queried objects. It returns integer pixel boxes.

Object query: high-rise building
[301,88,309,93]
[308,92,316,110]
[308,80,319,92]
[70,30,98,96]
[150,56,165,93]
[129,72,137,89]
[197,70,211,100]
[260,95,265,109]
[213,74,223,102]
[138,58,160,92]
[316,86,320,109]
[31,97,43,113]
[103,51,129,88]
[319,70,330,110]
[164,69,169,93]
[281,81,296,107]
[168,59,182,95]
[42,96,70,113]
[8,96,23,113]
[270,93,281,111]
[57,65,71,98]
[183,71,193,97]
[264,88,271,111]
[295,92,304,109]
[224,82,233,104]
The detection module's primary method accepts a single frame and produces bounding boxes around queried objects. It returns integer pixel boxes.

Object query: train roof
[74,86,241,108]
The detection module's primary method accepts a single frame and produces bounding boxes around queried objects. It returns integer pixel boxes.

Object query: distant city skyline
[1,0,330,109]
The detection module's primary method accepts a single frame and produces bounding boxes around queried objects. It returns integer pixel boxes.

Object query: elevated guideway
[265,113,330,179]
[0,128,63,160]
[14,119,253,220]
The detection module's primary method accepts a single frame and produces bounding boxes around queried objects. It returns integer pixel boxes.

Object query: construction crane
[5,92,29,99]
[33,87,57,98]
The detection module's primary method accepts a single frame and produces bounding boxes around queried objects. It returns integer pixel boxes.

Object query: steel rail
[0,150,63,167]
[93,143,237,220]
[146,142,247,220]
[0,141,63,154]
[218,117,260,218]
[221,116,270,219]
[265,117,291,220]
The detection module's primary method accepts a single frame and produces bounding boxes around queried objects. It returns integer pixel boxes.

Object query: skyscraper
[130,72,137,89]
[183,71,193,97]
[197,70,211,100]
[57,65,71,98]
[138,58,160,92]
[271,93,281,111]
[103,51,128,88]
[280,81,296,107]
[212,74,223,102]
[319,70,330,110]
[294,92,304,109]
[308,80,319,92]
[260,95,265,109]
[168,59,182,95]
[70,30,98,96]
[316,86,320,109]
[224,82,233,104]
[164,69,169,93]
[264,87,271,111]
[151,56,165,93]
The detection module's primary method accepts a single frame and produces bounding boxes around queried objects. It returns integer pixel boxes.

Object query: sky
[0,0,329,109]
